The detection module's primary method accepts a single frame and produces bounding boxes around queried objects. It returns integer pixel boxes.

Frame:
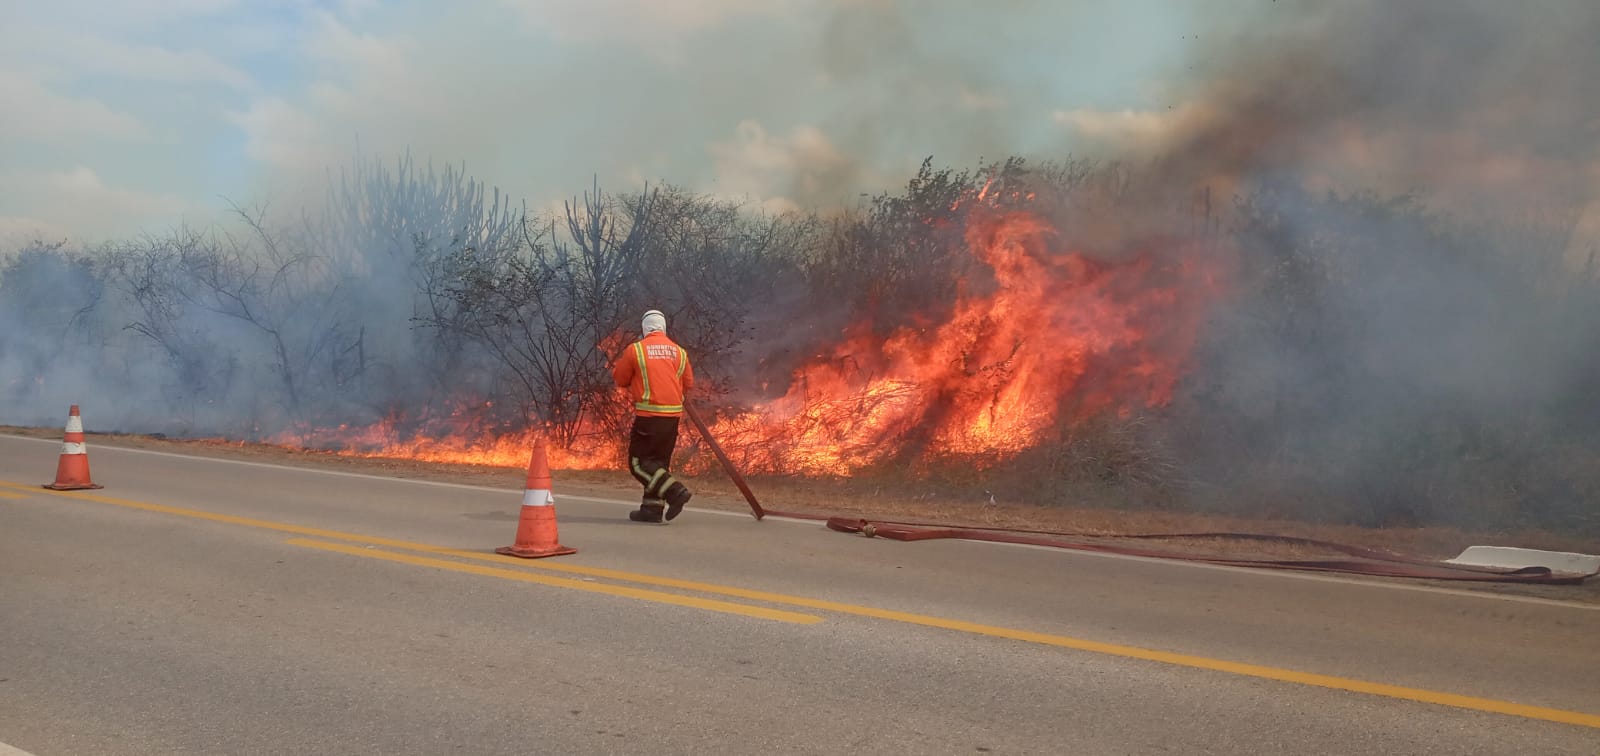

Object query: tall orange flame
[707,205,1220,475]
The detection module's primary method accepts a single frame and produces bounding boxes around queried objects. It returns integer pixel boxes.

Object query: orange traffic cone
[43,404,103,491]
[494,438,576,559]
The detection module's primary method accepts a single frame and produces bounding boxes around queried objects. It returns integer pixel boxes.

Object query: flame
[267,404,623,471]
[707,204,1221,476]
[265,195,1223,477]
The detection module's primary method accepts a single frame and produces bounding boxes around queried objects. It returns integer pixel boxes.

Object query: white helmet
[641,309,666,335]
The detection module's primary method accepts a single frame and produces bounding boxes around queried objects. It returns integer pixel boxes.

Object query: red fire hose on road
[821,518,1595,584]
[685,405,1596,585]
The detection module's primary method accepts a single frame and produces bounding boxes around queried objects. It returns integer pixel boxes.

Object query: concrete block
[1445,546,1600,575]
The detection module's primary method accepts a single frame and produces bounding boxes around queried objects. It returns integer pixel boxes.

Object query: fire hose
[821,518,1594,584]
[684,404,767,520]
[684,405,1596,585]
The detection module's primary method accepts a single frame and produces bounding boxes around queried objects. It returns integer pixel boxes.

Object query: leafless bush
[322,150,523,416]
[414,181,654,444]
[631,185,816,401]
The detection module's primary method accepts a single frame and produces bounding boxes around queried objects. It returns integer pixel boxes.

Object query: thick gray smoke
[1169,0,1599,218]
[1151,0,1600,529]
[0,154,521,436]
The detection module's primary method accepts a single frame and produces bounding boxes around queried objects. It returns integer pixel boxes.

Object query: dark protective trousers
[628,415,688,504]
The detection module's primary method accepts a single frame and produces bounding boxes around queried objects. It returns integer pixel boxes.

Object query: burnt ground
[6,424,1597,605]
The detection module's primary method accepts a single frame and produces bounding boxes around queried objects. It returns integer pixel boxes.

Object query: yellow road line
[453,550,1600,730]
[0,489,29,499]
[9,478,1600,730]
[0,481,816,624]
[285,538,820,625]
[0,481,464,550]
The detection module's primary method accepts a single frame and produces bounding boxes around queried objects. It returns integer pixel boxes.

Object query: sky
[0,0,1219,245]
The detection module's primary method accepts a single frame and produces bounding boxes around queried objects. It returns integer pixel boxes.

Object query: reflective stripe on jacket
[612,331,694,417]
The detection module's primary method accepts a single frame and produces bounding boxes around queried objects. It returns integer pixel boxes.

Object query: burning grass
[703,205,1224,476]
[248,195,1227,494]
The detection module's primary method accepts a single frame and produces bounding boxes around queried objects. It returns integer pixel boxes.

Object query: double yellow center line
[0,480,817,624]
[4,478,1599,731]
[286,537,821,624]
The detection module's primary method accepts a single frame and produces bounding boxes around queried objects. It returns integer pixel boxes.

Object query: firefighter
[611,309,694,523]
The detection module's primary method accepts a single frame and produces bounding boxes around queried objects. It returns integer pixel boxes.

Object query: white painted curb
[1445,546,1600,575]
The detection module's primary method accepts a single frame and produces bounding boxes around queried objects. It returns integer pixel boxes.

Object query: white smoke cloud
[0,166,203,242]
[0,70,148,143]
[32,0,1594,248]
[706,120,860,213]
[204,0,1208,227]
[497,0,803,56]
[1052,104,1217,155]
[37,35,255,90]
[226,97,336,174]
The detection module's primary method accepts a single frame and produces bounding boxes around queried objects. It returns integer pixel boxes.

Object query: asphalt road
[2,434,1597,755]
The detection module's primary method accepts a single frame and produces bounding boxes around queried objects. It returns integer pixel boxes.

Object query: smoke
[211,0,1208,222]
[1151,0,1599,218]
[1141,0,1600,528]
[4,0,1600,532]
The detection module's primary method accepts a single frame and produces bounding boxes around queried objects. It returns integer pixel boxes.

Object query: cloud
[337,0,381,18]
[706,120,861,213]
[0,70,148,143]
[222,14,435,202]
[224,9,416,166]
[1053,103,1217,155]
[20,0,244,30]
[305,9,413,74]
[499,0,801,54]
[0,216,75,248]
[225,96,339,177]
[205,0,1220,231]
[46,36,256,90]
[958,86,1008,112]
[0,166,203,243]
[0,0,1224,244]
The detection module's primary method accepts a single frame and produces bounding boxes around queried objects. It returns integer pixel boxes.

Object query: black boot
[663,483,692,521]
[629,498,666,523]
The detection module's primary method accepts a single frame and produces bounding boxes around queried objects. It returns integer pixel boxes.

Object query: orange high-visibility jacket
[612,331,694,417]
